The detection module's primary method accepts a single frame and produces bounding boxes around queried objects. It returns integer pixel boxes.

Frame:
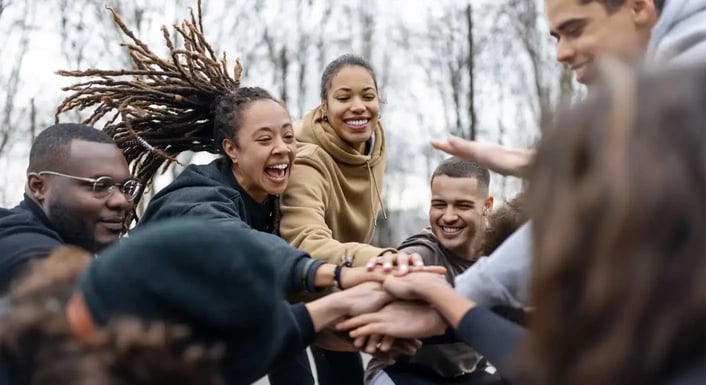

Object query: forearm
[421,284,477,329]
[304,290,349,332]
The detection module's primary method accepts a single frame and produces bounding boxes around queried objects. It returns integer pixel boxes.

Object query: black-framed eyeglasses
[37,171,142,201]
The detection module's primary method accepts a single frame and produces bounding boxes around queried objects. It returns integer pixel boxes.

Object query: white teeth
[346,119,368,126]
[441,226,462,232]
[268,164,288,170]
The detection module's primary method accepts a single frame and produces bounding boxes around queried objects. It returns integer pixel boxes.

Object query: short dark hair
[431,157,490,192]
[27,123,114,173]
[320,54,379,101]
[212,87,282,157]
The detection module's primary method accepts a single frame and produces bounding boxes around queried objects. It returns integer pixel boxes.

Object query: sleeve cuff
[304,259,325,292]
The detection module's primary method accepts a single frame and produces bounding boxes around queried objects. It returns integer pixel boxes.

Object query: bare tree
[420,1,478,140]
[0,0,33,157]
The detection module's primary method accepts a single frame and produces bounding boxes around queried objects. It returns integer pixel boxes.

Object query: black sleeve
[141,187,323,293]
[0,232,60,293]
[454,306,526,383]
[262,302,315,370]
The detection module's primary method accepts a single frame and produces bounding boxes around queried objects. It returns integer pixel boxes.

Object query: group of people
[0,0,704,384]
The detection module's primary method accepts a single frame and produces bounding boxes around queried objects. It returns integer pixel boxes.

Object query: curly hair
[0,247,224,385]
[520,63,706,385]
[478,193,527,256]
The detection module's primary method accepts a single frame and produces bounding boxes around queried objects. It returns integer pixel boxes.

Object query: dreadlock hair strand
[55,0,243,203]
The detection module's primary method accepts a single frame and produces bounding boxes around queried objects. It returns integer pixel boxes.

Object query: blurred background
[0,0,580,245]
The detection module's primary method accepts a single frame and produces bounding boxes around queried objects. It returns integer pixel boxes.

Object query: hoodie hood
[297,105,386,168]
[647,0,706,65]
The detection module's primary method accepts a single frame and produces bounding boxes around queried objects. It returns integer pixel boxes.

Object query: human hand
[338,281,393,317]
[336,301,448,340]
[314,328,358,352]
[339,266,386,289]
[431,135,535,178]
[366,251,448,276]
[382,272,450,301]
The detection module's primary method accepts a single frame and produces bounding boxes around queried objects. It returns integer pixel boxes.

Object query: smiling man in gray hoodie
[449,0,706,310]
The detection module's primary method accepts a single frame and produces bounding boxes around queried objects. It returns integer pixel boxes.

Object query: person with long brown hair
[337,63,706,385]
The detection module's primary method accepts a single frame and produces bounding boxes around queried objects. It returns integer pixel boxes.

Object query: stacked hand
[339,251,447,289]
[319,271,454,361]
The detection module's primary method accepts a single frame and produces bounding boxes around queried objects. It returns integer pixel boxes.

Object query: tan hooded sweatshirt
[280,106,394,266]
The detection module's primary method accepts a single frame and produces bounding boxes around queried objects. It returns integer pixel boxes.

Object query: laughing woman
[54,7,388,385]
[280,54,397,385]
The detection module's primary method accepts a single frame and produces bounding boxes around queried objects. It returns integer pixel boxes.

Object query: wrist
[305,290,349,332]
[334,263,353,290]
[313,264,336,288]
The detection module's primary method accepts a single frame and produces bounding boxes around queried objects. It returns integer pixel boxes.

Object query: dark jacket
[456,307,706,385]
[141,158,324,293]
[0,195,63,293]
[366,229,484,384]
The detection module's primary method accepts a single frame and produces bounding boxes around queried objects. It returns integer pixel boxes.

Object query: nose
[442,207,458,223]
[271,135,292,155]
[106,187,134,211]
[350,97,365,113]
[555,39,576,64]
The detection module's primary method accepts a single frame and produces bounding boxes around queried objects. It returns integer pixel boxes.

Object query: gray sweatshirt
[647,0,706,65]
[454,222,532,308]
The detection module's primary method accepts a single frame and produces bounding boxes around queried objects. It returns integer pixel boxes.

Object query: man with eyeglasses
[0,123,139,294]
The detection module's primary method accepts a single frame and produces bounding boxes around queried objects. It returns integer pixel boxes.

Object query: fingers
[419,265,447,275]
[379,335,395,352]
[395,252,410,274]
[348,323,387,339]
[380,252,394,272]
[336,313,377,331]
[365,334,383,354]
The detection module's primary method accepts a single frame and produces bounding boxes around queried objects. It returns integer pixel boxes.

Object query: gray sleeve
[454,222,533,308]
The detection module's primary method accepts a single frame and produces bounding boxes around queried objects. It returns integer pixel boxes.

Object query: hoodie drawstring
[367,160,388,222]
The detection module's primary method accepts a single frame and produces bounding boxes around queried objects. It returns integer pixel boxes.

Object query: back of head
[28,123,114,173]
[431,156,490,194]
[522,63,706,384]
[478,193,527,256]
[79,219,282,384]
[0,247,223,385]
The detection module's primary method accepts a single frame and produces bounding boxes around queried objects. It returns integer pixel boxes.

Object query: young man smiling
[547,0,659,84]
[365,157,497,385]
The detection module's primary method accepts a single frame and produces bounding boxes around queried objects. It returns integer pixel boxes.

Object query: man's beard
[47,199,109,253]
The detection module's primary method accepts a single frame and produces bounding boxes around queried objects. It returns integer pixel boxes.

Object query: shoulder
[295,142,333,164]
[0,204,62,248]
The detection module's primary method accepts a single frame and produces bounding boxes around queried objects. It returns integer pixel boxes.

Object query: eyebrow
[550,18,586,39]
[334,86,376,92]
[252,124,293,135]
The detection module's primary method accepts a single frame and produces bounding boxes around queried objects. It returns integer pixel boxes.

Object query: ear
[482,196,494,216]
[320,101,328,117]
[27,173,49,203]
[222,138,239,164]
[632,0,657,28]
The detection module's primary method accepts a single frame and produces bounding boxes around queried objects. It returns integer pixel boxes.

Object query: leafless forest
[0,0,579,245]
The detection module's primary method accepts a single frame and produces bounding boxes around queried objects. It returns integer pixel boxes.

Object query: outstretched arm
[431,135,535,178]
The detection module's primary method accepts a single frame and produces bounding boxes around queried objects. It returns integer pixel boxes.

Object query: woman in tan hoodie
[280,54,399,385]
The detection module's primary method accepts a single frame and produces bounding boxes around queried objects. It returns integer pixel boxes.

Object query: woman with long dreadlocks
[55,3,440,385]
